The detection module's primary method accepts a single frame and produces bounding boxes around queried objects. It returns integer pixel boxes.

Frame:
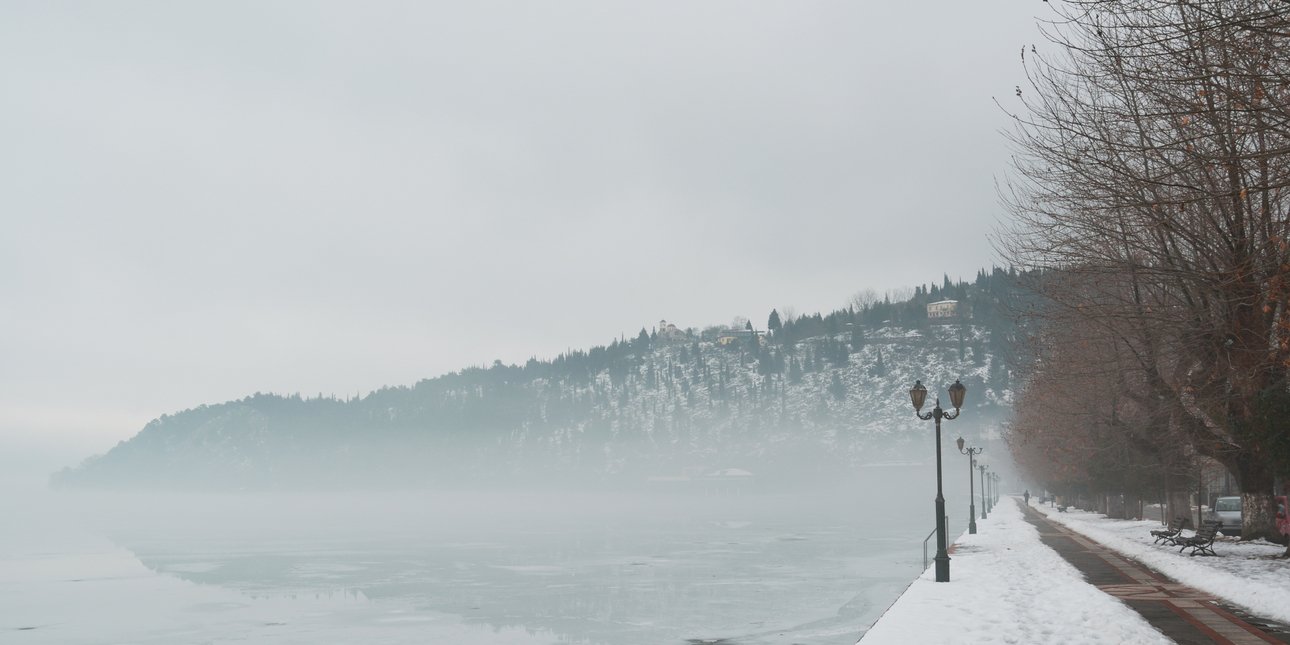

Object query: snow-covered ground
[860,497,1170,644]
[1031,501,1290,625]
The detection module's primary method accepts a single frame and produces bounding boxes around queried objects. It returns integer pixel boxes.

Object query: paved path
[1020,503,1290,644]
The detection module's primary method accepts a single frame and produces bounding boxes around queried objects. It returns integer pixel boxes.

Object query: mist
[6,452,1001,644]
[3,0,1033,641]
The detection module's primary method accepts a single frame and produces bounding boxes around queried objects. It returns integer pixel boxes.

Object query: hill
[53,269,1028,489]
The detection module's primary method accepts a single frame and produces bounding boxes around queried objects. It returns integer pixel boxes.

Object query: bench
[1151,517,1186,544]
[1177,520,1222,557]
[1057,505,1068,512]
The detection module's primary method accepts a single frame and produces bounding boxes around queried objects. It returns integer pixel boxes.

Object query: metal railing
[922,527,937,570]
[923,518,954,570]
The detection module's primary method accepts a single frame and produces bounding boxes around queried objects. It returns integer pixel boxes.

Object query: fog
[2,455,1002,644]
[2,1,1031,640]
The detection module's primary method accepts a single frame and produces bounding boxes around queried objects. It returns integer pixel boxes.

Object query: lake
[2,468,971,644]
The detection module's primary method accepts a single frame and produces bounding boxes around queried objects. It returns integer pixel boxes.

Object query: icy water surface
[3,477,965,644]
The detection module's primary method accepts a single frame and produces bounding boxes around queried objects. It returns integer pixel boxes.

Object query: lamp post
[992,472,1000,505]
[910,379,966,583]
[956,436,982,534]
[978,464,988,519]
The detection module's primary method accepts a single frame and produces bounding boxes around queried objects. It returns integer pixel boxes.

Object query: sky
[1,1,1040,456]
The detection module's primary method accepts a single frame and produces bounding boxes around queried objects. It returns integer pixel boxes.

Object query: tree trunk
[1107,493,1126,519]
[1167,491,1193,529]
[1124,492,1142,520]
[1282,480,1290,557]
[1236,458,1279,541]
[1243,492,1279,542]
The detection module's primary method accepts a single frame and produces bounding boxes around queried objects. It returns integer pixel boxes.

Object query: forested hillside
[54,269,1031,489]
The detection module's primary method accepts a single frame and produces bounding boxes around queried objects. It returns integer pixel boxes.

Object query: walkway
[1020,503,1290,644]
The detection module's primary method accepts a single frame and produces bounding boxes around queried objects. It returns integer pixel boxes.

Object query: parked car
[1206,496,1242,536]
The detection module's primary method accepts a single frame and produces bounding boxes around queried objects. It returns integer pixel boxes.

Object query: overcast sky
[2,1,1038,455]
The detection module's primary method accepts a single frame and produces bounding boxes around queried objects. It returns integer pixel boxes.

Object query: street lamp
[956,436,982,534]
[978,464,989,519]
[992,472,1000,505]
[910,379,967,583]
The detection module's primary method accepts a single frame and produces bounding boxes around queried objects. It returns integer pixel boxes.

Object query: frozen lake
[2,472,971,644]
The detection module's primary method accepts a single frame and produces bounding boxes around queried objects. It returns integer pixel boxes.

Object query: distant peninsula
[54,270,1027,490]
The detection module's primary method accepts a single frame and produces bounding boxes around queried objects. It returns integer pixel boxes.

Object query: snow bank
[1032,502,1290,624]
[860,498,1168,644]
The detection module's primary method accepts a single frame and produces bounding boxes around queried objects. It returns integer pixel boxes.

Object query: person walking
[1024,489,1031,505]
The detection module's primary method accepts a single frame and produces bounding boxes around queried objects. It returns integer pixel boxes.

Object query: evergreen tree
[957,324,967,363]
[634,327,650,352]
[834,341,850,366]
[872,348,887,377]
[829,372,846,400]
[788,357,803,384]
[768,309,782,337]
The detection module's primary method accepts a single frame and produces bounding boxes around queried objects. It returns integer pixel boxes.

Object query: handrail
[922,516,949,570]
[922,527,937,570]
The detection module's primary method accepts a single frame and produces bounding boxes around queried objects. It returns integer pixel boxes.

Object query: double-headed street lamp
[955,437,982,534]
[909,378,967,583]
[978,464,989,519]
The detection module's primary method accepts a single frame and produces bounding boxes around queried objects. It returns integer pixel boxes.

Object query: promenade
[1020,503,1290,644]
[862,497,1290,644]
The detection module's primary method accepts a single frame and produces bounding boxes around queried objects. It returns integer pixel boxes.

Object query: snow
[860,498,1170,644]
[1030,501,1290,625]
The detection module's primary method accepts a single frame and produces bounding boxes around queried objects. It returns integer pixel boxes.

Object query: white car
[1206,496,1242,536]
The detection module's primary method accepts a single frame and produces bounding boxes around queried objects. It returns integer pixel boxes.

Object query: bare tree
[999,0,1290,539]
[849,289,881,311]
[1007,293,1184,516]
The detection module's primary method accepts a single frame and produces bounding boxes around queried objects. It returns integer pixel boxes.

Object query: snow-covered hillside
[54,323,1013,489]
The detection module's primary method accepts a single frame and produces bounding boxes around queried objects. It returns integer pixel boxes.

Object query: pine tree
[829,371,846,400]
[768,309,782,337]
[789,357,803,384]
[957,324,967,363]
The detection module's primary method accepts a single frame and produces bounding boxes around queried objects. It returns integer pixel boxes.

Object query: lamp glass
[910,380,927,412]
[948,379,966,409]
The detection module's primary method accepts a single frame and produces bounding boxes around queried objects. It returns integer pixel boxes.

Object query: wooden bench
[1177,520,1222,557]
[1151,517,1186,545]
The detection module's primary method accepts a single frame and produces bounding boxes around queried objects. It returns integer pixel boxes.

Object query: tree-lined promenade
[1000,0,1290,547]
